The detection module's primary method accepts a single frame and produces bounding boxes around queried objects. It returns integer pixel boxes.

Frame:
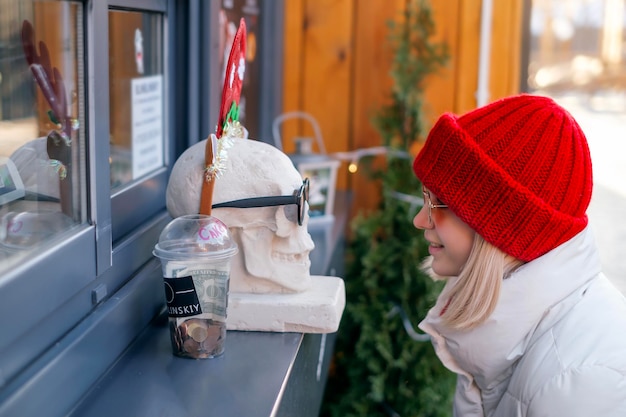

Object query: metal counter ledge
[68,317,331,417]
[66,195,349,417]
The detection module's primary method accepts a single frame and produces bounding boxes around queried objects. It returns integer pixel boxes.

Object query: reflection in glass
[0,1,84,273]
[109,10,164,191]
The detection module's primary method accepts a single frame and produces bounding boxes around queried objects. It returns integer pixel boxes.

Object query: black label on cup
[163,276,203,317]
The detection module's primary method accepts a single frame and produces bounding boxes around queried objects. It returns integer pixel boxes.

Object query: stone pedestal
[227,275,345,333]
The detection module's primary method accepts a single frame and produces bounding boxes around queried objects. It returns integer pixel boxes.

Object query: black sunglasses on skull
[211,178,310,226]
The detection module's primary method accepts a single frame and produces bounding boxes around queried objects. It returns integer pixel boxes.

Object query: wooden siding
[282,0,523,214]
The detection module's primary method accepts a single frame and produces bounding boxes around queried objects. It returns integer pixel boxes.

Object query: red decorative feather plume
[199,18,247,215]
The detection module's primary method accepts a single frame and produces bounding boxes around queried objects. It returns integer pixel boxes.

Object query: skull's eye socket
[283,205,298,224]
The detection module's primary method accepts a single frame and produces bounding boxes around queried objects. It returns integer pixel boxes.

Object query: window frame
[0,0,96,388]
[0,0,176,390]
[107,0,172,244]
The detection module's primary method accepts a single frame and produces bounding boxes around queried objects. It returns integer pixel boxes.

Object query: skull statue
[166,138,315,294]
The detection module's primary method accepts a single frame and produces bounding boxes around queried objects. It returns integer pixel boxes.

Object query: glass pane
[109,10,164,192]
[528,0,626,96]
[0,1,85,273]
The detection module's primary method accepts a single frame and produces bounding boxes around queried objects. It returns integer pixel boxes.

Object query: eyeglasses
[212,178,310,226]
[422,188,448,225]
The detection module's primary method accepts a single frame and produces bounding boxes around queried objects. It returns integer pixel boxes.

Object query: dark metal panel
[519,0,532,93]
[181,0,201,150]
[0,209,167,393]
[200,0,223,145]
[275,333,338,417]
[257,0,284,144]
[110,169,168,242]
[108,0,167,12]
[176,0,221,149]
[0,258,165,417]
[89,0,114,273]
[104,211,171,293]
[0,226,97,389]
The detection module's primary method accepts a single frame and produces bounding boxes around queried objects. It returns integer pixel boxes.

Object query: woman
[413,94,626,416]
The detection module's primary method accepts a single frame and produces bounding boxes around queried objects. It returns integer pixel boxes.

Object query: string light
[330,146,423,213]
[330,146,411,173]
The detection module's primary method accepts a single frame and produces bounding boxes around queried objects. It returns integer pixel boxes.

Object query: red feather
[216,18,246,138]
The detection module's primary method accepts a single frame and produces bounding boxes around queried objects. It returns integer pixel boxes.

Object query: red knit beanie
[413,94,593,262]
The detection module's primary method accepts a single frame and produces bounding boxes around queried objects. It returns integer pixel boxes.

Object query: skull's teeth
[272,251,305,263]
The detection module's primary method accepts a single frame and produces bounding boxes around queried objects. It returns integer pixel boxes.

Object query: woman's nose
[413,205,431,230]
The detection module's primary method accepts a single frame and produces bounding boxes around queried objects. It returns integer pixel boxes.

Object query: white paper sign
[131,75,163,179]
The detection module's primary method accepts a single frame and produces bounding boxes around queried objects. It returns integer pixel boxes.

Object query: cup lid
[153,214,238,261]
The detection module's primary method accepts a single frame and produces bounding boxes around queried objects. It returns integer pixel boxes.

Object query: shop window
[0,0,95,389]
[108,6,169,242]
[0,0,172,390]
[0,1,85,275]
[109,10,164,191]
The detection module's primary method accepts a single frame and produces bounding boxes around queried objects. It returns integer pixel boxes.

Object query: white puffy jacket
[419,227,626,416]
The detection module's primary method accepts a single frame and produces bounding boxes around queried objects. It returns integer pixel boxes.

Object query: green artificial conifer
[322,1,455,416]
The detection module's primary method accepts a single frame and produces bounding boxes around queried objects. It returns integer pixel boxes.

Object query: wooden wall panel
[423,0,461,123]
[282,0,524,215]
[350,0,404,214]
[454,0,482,114]
[441,0,523,114]
[490,0,523,99]
[281,0,353,191]
[281,0,305,151]
[301,0,353,191]
[351,0,404,151]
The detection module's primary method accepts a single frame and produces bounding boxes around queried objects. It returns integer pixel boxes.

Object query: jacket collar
[418,227,602,411]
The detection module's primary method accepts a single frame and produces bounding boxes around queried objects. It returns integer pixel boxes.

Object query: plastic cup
[153,214,238,359]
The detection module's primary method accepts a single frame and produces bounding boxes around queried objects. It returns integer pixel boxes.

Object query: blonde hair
[424,234,524,330]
